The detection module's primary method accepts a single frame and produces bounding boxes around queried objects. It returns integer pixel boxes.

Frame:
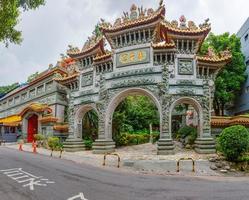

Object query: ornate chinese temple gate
[55,1,231,154]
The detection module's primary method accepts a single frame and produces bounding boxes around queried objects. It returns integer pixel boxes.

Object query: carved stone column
[156,64,175,155]
[194,80,216,154]
[63,94,85,152]
[92,75,115,154]
[157,94,175,155]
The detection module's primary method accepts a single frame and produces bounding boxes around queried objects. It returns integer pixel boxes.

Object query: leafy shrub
[84,139,93,150]
[115,133,152,146]
[34,134,46,147]
[218,125,249,161]
[238,154,249,163]
[48,137,62,151]
[177,126,197,145]
[152,132,160,143]
[34,134,45,141]
[115,134,129,146]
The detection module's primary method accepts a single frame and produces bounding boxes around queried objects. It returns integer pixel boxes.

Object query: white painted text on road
[0,168,55,191]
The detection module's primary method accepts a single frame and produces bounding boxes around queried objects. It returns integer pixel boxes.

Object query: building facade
[56,2,231,154]
[232,17,249,114]
[0,66,69,142]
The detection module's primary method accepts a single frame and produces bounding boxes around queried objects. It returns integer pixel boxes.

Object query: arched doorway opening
[27,114,38,143]
[105,88,161,147]
[75,105,99,149]
[169,97,203,148]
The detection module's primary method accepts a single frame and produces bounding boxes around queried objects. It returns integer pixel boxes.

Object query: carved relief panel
[81,72,93,87]
[178,58,194,75]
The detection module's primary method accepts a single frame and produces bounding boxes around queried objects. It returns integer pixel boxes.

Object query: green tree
[82,110,98,140]
[0,0,45,46]
[112,95,159,137]
[201,32,246,115]
[27,71,39,82]
[0,82,19,96]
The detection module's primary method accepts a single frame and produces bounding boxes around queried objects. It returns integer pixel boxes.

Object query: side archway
[74,104,99,139]
[104,87,162,140]
[169,97,203,138]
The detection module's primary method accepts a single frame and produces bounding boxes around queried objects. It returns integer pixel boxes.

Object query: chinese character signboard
[116,48,150,67]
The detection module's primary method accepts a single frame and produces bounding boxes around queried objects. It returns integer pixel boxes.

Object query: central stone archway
[104,87,162,140]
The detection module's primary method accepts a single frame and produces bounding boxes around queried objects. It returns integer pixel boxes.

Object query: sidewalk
[4,143,220,176]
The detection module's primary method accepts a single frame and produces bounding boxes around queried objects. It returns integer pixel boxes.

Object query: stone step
[63,147,85,152]
[63,137,85,152]
[63,144,85,148]
[92,139,115,154]
[63,141,85,145]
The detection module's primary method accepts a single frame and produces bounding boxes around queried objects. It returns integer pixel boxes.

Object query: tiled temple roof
[197,48,232,66]
[99,3,165,34]
[211,115,249,127]
[161,17,211,36]
[152,40,176,49]
[39,116,58,124]
[53,73,79,84]
[19,103,52,117]
[53,124,69,132]
[93,52,112,63]
[67,36,105,58]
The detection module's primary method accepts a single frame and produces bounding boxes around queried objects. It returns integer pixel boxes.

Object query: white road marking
[67,192,88,200]
[0,168,55,191]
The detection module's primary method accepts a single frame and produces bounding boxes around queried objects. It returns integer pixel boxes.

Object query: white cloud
[0,0,248,85]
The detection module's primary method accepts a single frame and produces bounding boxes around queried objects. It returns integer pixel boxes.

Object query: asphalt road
[0,147,249,200]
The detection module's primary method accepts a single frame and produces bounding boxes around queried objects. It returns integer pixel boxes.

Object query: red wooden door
[27,114,38,143]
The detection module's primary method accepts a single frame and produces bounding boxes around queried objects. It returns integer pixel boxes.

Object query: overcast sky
[0,0,248,85]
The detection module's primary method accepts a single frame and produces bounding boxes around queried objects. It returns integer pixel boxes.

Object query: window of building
[245,34,248,41]
[21,93,27,100]
[14,96,20,104]
[245,86,249,93]
[29,89,35,98]
[9,99,13,106]
[246,59,249,66]
[37,85,44,94]
[46,81,53,91]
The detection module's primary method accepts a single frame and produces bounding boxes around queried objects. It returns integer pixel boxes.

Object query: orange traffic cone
[19,143,23,151]
[32,141,37,154]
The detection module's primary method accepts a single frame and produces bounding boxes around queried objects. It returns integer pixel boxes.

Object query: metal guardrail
[50,148,63,158]
[0,140,6,146]
[177,157,195,172]
[103,153,120,168]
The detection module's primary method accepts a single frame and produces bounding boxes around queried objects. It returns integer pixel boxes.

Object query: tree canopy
[0,0,45,46]
[201,32,246,115]
[112,96,159,135]
[27,71,39,82]
[0,82,19,96]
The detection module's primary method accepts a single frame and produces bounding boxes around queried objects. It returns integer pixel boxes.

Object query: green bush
[34,134,45,141]
[115,133,152,147]
[177,126,197,145]
[84,139,93,150]
[218,125,249,161]
[152,132,160,143]
[48,137,62,151]
[115,134,129,146]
